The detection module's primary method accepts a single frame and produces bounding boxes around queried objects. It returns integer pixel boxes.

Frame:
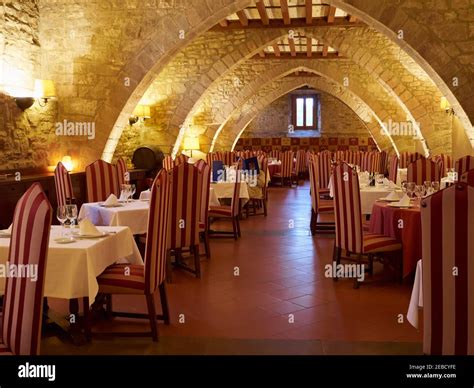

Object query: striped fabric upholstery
[163,155,173,171]
[370,152,381,173]
[333,162,400,255]
[460,169,474,185]
[379,151,388,175]
[1,183,52,355]
[309,158,333,214]
[407,158,441,185]
[168,163,202,249]
[116,157,129,187]
[360,152,370,172]
[399,152,423,168]
[335,150,345,161]
[295,150,306,175]
[274,151,294,178]
[388,155,399,182]
[433,154,452,177]
[54,162,74,208]
[223,151,235,166]
[174,154,189,167]
[209,171,241,218]
[85,160,120,202]
[455,155,474,177]
[98,170,170,294]
[317,151,332,190]
[421,183,474,355]
[194,160,211,231]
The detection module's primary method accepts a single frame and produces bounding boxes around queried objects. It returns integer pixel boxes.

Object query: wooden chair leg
[236,216,241,238]
[193,244,201,278]
[263,198,268,216]
[82,297,91,341]
[145,294,159,342]
[232,217,238,240]
[204,230,211,259]
[158,283,170,325]
[166,249,173,283]
[354,253,362,289]
[333,246,342,281]
[105,294,113,318]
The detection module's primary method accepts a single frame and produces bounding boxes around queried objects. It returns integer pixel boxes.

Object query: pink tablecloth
[369,201,422,278]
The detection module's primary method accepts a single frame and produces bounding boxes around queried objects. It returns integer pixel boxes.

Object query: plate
[99,203,123,208]
[76,232,109,238]
[54,237,77,244]
[387,203,412,208]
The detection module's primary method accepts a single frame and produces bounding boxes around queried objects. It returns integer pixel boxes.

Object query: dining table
[369,200,422,278]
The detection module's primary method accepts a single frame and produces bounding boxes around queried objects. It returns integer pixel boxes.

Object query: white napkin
[394,193,411,207]
[104,194,119,206]
[139,189,151,200]
[383,178,390,186]
[384,191,401,201]
[79,219,101,236]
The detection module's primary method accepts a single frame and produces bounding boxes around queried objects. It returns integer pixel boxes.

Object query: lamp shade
[440,96,450,111]
[61,155,73,171]
[34,79,56,98]
[183,137,200,151]
[133,105,151,118]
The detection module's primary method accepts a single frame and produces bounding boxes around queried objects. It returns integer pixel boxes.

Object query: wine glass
[129,184,136,201]
[401,181,408,194]
[414,185,424,205]
[65,204,78,234]
[431,181,440,192]
[407,182,416,198]
[56,206,67,236]
[120,184,131,202]
[424,181,432,196]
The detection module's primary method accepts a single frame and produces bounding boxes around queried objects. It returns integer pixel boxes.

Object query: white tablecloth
[209,187,220,207]
[211,182,250,201]
[0,226,142,304]
[397,168,407,186]
[79,200,150,235]
[407,259,423,329]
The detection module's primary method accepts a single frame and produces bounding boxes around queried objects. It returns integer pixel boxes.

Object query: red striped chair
[432,154,452,177]
[273,151,295,187]
[309,158,334,235]
[460,169,474,185]
[369,151,381,173]
[455,155,474,177]
[163,155,173,171]
[420,183,474,354]
[295,150,307,184]
[379,151,388,175]
[1,183,52,355]
[335,150,345,162]
[95,170,171,342]
[195,159,211,258]
[388,155,399,183]
[168,162,202,278]
[173,153,189,167]
[116,157,129,187]
[54,161,74,208]
[208,163,242,240]
[407,158,441,185]
[85,160,120,202]
[399,151,423,168]
[317,151,332,195]
[223,151,235,166]
[332,162,402,288]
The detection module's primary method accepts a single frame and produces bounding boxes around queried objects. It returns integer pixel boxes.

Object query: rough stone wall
[244,92,368,139]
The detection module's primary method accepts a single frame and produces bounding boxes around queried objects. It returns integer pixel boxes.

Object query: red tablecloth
[369,201,421,278]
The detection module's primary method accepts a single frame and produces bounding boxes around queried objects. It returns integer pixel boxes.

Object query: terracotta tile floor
[44,180,423,355]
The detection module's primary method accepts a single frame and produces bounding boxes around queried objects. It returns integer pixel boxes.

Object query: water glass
[414,185,424,205]
[56,206,67,236]
[407,182,416,198]
[65,204,78,233]
[431,181,440,192]
[130,184,136,201]
[424,181,432,196]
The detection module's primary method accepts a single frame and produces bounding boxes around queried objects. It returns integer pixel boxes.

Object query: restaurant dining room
[0,0,473,384]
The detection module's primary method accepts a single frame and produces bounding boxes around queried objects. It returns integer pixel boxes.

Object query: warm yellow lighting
[183,137,200,151]
[61,156,73,172]
[132,105,151,118]
[440,96,450,110]
[0,59,34,97]
[34,79,56,99]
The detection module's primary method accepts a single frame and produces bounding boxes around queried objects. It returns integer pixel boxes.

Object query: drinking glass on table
[407,182,416,198]
[401,181,408,194]
[130,184,136,201]
[424,181,432,196]
[65,204,78,234]
[56,206,67,236]
[431,181,440,192]
[121,184,131,202]
[414,185,424,205]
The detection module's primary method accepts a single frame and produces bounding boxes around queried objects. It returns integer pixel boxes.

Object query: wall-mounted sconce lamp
[12,79,56,111]
[183,136,200,163]
[129,105,151,125]
[61,155,74,172]
[440,96,454,115]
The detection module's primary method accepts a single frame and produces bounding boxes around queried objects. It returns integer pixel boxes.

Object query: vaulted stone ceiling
[1,0,473,170]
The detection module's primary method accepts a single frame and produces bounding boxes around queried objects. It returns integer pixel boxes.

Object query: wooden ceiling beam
[258,50,265,58]
[306,0,313,24]
[272,42,281,57]
[289,38,297,57]
[236,10,249,26]
[211,17,364,30]
[281,0,291,25]
[327,6,336,23]
[306,37,312,57]
[256,1,270,25]
[253,52,343,59]
[322,45,328,57]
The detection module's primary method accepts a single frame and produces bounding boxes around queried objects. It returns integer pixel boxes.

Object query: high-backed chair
[460,169,474,185]
[54,161,74,207]
[360,152,370,172]
[270,150,281,160]
[295,149,307,184]
[399,151,423,168]
[335,150,345,162]
[174,153,189,167]
[208,162,242,240]
[388,155,399,183]
[420,183,473,355]
[308,158,334,235]
[332,162,402,288]
[167,162,202,278]
[195,159,211,258]
[433,154,452,177]
[455,155,474,177]
[85,160,120,202]
[163,155,173,171]
[95,170,171,341]
[407,158,441,185]
[116,157,129,187]
[273,151,295,187]
[1,183,52,355]
[317,151,332,195]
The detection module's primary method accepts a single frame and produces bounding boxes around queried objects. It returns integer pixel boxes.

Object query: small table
[211,182,250,203]
[369,201,422,278]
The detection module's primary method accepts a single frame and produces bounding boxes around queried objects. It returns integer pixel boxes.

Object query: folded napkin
[104,194,119,206]
[382,178,390,186]
[79,219,101,236]
[394,193,411,207]
[384,191,401,201]
[139,189,151,200]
